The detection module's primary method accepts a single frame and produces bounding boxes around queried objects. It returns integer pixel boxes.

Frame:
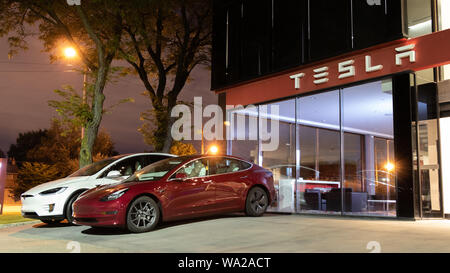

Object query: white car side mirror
[106,170,121,178]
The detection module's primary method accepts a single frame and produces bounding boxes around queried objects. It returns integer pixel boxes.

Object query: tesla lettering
[313,66,329,84]
[365,55,383,72]
[338,60,355,79]
[395,44,416,66]
[289,45,416,90]
[290,73,305,89]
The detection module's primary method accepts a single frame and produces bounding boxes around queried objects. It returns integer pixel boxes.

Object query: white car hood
[23,176,91,195]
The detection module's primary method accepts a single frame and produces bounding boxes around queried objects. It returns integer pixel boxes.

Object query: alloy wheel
[250,189,267,213]
[245,187,268,216]
[129,201,157,229]
[126,196,160,233]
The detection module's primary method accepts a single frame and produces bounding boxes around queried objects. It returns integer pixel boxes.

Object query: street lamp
[63,46,88,139]
[64,47,77,59]
[207,145,219,155]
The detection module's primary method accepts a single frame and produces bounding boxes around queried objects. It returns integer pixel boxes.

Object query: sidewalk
[3,214,450,252]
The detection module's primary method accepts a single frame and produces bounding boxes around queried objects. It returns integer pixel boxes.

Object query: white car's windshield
[124,156,193,182]
[68,156,124,177]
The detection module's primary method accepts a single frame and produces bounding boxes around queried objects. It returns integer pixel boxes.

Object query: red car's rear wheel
[245,187,269,217]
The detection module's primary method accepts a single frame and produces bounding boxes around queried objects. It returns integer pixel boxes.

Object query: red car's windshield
[123,156,193,182]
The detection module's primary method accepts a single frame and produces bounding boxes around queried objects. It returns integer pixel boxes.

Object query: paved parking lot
[1,213,450,253]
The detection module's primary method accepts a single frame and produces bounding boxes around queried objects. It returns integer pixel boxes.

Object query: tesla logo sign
[224,29,450,106]
[367,0,382,6]
[290,44,416,90]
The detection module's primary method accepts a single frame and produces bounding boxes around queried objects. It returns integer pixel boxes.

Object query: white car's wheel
[65,193,82,225]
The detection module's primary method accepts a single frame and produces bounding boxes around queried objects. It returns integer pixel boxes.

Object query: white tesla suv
[21,153,176,224]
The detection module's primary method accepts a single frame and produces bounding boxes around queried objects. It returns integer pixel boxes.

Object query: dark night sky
[0,35,216,155]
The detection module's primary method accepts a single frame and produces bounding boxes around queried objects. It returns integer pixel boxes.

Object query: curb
[0,220,41,229]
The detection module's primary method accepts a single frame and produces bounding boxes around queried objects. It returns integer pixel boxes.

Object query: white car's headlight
[39,187,68,195]
[100,188,128,202]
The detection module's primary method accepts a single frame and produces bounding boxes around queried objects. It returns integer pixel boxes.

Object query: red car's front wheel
[126,196,160,233]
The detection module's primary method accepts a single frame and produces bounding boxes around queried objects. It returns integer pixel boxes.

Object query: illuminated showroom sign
[223,28,450,106]
[290,45,416,90]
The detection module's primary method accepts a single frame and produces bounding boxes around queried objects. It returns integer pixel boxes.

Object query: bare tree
[118,0,212,152]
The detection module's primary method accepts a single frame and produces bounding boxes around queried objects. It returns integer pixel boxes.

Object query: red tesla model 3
[72,155,275,233]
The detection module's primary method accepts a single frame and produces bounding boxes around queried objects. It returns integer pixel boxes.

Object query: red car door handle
[203,180,213,184]
[240,176,248,179]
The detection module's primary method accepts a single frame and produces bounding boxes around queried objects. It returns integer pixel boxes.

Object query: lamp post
[63,46,87,138]
[0,159,7,215]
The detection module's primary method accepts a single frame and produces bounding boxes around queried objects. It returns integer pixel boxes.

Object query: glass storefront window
[226,106,259,164]
[260,99,296,213]
[342,80,396,216]
[297,90,341,214]
[229,79,397,217]
[406,0,432,38]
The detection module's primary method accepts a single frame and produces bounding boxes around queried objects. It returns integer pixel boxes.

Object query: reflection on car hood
[22,176,91,195]
[79,181,138,200]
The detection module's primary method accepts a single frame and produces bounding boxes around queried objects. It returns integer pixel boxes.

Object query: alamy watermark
[366,241,382,253]
[171,97,280,152]
[66,241,81,253]
[367,0,382,6]
[66,0,81,6]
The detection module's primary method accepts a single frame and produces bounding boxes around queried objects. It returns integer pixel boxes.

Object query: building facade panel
[212,0,406,90]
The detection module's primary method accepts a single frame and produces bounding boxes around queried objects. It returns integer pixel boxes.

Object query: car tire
[65,193,81,225]
[245,187,269,217]
[126,196,160,233]
[41,219,62,225]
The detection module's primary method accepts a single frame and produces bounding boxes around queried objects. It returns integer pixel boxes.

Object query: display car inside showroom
[212,0,450,219]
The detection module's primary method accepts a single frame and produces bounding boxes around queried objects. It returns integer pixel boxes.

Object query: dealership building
[212,0,450,219]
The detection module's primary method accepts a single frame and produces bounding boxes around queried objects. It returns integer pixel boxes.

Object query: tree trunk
[162,115,175,153]
[79,124,97,167]
[79,64,108,168]
[161,96,179,153]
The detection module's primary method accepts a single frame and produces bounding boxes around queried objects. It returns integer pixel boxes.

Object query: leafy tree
[170,141,197,156]
[48,85,134,137]
[12,162,60,200]
[0,148,6,158]
[26,119,117,176]
[0,0,126,167]
[10,120,117,199]
[7,130,48,166]
[118,0,212,152]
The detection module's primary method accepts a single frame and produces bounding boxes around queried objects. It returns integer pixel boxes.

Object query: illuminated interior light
[384,162,395,172]
[408,20,432,30]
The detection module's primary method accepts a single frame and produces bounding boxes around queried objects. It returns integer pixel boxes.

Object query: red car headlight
[100,188,129,202]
